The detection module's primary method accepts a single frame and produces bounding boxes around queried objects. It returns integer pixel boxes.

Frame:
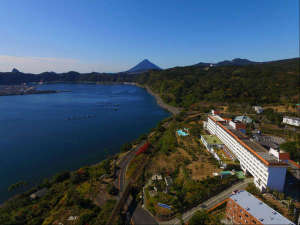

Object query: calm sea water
[0,83,169,202]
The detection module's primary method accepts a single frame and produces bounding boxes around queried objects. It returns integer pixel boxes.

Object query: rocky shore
[124,82,181,115]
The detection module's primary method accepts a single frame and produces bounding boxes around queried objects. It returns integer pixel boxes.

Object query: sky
[0,0,298,73]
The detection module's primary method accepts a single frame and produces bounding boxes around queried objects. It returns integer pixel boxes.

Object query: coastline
[24,80,180,115]
[124,82,181,115]
[0,83,170,204]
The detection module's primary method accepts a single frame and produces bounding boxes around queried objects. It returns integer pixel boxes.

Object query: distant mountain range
[0,59,161,84]
[194,58,258,67]
[1,57,297,85]
[126,59,161,74]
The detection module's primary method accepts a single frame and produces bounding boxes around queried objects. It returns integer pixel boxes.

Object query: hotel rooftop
[229,190,295,225]
[209,115,287,166]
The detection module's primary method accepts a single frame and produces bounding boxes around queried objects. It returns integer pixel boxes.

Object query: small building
[226,190,295,225]
[253,106,264,114]
[283,116,300,127]
[211,109,220,116]
[229,121,246,130]
[30,188,48,199]
[152,174,163,181]
[269,148,290,163]
[67,216,78,221]
[234,115,252,124]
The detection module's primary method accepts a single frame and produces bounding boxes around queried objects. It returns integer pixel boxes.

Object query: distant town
[0,84,59,96]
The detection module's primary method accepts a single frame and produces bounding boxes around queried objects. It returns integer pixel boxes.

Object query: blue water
[0,83,169,202]
[177,129,188,136]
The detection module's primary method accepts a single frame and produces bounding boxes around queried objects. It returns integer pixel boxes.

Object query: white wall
[283,117,300,127]
[206,116,287,192]
[207,117,217,135]
[269,148,279,159]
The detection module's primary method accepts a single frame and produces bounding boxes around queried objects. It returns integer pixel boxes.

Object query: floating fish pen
[95,102,120,110]
[66,114,96,120]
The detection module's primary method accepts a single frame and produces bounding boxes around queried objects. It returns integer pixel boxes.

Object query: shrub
[107,184,119,195]
[71,168,89,184]
[120,142,132,152]
[53,171,70,183]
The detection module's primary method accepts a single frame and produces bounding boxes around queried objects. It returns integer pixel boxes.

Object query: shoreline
[124,82,181,115]
[0,83,172,205]
[36,81,181,115]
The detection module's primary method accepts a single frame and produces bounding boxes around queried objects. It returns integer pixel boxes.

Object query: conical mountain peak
[127,59,161,74]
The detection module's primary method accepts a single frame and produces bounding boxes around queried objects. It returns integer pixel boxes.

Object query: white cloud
[0,55,125,73]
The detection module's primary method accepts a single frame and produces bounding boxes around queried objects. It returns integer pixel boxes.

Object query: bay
[0,83,169,202]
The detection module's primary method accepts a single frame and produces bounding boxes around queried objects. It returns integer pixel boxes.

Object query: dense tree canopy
[280,141,300,162]
[137,58,299,107]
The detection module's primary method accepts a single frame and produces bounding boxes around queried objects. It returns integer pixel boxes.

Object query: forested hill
[137,58,299,108]
[0,71,138,85]
[1,58,299,107]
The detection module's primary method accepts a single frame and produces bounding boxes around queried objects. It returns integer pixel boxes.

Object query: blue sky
[0,0,298,73]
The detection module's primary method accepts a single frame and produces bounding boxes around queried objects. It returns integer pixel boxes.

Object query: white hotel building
[206,114,288,192]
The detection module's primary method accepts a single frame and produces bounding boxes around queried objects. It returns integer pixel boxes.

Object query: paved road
[159,178,253,225]
[115,141,158,225]
[118,144,253,225]
[131,206,158,225]
[116,141,146,192]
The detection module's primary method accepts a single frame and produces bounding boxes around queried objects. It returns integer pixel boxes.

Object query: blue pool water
[220,171,233,176]
[177,129,189,136]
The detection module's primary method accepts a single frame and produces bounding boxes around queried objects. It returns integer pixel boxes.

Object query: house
[283,116,300,127]
[152,174,163,181]
[253,106,264,114]
[234,115,252,124]
[226,190,295,225]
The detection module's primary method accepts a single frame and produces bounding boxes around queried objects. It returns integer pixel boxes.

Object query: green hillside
[137,58,299,108]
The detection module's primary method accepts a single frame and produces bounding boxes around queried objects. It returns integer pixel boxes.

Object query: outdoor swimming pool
[177,129,189,136]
